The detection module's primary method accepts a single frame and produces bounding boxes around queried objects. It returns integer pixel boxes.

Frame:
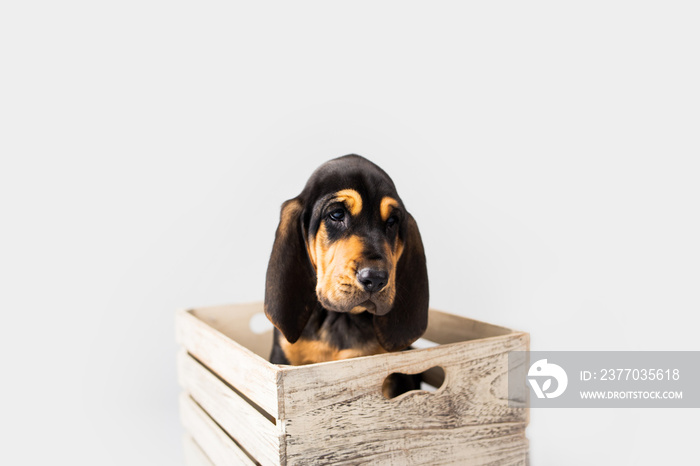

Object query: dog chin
[350,300,376,314]
[324,298,392,316]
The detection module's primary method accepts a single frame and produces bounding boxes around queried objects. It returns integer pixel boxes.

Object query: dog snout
[357,267,388,293]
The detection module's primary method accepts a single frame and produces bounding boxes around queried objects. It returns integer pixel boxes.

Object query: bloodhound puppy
[264,154,429,395]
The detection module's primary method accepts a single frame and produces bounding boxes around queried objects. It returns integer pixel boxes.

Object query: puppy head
[264,154,429,351]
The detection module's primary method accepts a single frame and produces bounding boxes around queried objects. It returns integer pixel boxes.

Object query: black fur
[264,154,429,383]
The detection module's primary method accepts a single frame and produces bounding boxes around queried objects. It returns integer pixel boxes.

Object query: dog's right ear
[264,198,317,344]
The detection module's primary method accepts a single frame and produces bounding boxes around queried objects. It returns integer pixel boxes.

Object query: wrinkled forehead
[301,163,403,229]
[308,172,401,216]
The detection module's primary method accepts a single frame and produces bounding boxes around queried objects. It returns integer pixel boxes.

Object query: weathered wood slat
[179,393,258,466]
[424,309,513,344]
[182,303,509,357]
[286,429,528,465]
[178,351,281,466]
[189,302,273,359]
[176,308,281,419]
[280,333,529,420]
[282,334,528,464]
[178,302,530,465]
[183,435,215,466]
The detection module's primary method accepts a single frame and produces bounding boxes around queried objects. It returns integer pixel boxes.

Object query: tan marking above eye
[334,189,363,216]
[380,196,400,221]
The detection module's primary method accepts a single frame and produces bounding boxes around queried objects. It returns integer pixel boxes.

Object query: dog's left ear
[374,213,429,352]
[264,198,317,344]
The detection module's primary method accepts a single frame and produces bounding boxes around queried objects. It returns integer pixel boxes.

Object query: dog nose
[357,268,388,292]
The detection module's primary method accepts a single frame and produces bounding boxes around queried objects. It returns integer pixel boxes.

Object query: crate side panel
[423,309,514,344]
[283,333,529,465]
[183,435,214,466]
[178,352,281,466]
[180,394,258,466]
[190,302,273,359]
[281,333,529,419]
[177,309,280,418]
[284,430,527,466]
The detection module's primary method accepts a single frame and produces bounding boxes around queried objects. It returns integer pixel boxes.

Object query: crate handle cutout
[382,366,446,399]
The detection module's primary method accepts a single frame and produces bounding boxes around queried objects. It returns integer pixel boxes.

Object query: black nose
[357,268,388,292]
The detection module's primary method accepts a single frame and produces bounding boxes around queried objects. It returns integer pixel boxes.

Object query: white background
[2,1,699,465]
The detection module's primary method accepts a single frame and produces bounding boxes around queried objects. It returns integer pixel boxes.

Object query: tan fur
[279,333,386,365]
[380,241,400,307]
[308,192,404,315]
[380,196,399,221]
[279,200,303,239]
[307,223,321,269]
[334,189,363,216]
[315,233,365,307]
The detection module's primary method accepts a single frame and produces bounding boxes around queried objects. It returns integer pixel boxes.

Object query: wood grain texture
[183,435,215,466]
[285,430,528,466]
[179,393,258,466]
[280,333,529,465]
[279,333,529,419]
[178,351,281,466]
[424,309,514,344]
[189,302,273,359]
[176,308,281,418]
[177,302,530,466]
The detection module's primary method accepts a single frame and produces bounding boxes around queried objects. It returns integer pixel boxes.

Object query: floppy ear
[374,213,429,352]
[264,198,317,344]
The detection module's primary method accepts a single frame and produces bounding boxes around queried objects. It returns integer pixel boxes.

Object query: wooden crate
[176,302,529,466]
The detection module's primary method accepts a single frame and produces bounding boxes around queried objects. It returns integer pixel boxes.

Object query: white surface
[1,1,698,465]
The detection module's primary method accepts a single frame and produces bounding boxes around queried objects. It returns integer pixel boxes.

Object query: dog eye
[328,209,346,222]
[386,216,398,228]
